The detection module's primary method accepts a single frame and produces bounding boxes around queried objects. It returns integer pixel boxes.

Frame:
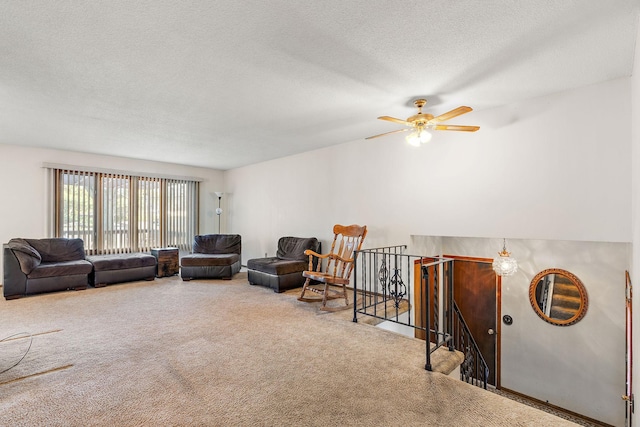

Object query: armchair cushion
[277,236,320,261]
[247,257,306,275]
[88,253,156,271]
[193,234,241,255]
[28,260,93,279]
[180,253,240,267]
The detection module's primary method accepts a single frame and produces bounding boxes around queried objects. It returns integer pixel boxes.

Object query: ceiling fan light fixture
[406,128,432,146]
[366,98,478,142]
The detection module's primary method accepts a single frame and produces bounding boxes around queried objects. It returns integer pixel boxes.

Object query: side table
[151,247,179,278]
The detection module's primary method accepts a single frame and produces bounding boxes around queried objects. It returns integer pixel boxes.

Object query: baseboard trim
[498,387,612,426]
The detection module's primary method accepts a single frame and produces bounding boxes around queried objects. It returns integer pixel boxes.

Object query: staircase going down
[548,276,582,321]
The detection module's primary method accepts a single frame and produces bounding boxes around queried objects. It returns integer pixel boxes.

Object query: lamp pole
[214,192,223,234]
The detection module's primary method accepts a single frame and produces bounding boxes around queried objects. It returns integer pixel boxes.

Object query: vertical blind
[54,168,198,254]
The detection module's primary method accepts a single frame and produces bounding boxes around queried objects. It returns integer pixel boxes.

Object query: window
[53,167,198,254]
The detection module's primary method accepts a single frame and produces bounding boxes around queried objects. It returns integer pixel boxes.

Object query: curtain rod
[42,162,205,182]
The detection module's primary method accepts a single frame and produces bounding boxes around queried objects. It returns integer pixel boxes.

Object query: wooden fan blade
[365,128,411,140]
[378,116,412,126]
[430,106,472,123]
[433,124,480,132]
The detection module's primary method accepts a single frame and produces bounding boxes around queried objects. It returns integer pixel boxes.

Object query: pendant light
[492,238,518,277]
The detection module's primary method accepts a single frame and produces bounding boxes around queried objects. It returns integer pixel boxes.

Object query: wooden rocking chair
[298,224,367,311]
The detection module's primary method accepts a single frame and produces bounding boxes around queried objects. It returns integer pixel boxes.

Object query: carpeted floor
[0,273,581,426]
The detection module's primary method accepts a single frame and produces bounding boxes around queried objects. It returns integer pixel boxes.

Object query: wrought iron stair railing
[353,245,490,389]
[452,301,490,388]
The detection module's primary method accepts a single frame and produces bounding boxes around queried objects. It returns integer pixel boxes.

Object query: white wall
[225,78,632,426]
[0,144,225,279]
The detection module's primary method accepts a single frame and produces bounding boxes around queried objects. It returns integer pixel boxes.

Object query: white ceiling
[0,1,638,170]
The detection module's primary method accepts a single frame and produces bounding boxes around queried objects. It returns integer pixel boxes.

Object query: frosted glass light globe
[418,129,432,143]
[492,253,518,277]
[406,129,432,146]
[406,131,421,146]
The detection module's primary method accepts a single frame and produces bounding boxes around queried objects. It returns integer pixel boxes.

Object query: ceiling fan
[366,98,479,146]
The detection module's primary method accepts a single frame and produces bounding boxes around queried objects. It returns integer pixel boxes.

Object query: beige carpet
[284,286,413,326]
[0,273,579,426]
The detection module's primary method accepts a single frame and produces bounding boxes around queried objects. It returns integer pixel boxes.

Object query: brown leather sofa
[247,236,320,293]
[180,234,241,280]
[3,238,93,299]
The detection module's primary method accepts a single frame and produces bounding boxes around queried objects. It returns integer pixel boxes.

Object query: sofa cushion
[193,234,241,255]
[276,237,320,261]
[247,257,307,275]
[25,238,86,263]
[181,253,240,267]
[8,238,42,274]
[87,253,156,271]
[27,259,93,279]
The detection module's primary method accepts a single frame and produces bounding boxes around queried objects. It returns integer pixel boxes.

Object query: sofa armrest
[3,245,27,299]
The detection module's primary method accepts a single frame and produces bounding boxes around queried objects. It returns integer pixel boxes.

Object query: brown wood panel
[451,258,498,386]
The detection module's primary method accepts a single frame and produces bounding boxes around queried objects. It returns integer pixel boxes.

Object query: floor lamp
[215,192,223,233]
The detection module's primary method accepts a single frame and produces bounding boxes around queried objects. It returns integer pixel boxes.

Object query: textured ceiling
[0,1,638,170]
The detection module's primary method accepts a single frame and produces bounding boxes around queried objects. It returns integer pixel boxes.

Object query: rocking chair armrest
[303,251,354,272]
[304,249,328,259]
[327,253,354,264]
[305,250,330,271]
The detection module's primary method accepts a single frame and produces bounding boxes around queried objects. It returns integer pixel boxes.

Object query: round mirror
[528,268,588,326]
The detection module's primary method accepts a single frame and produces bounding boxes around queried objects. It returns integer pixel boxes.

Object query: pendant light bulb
[492,238,518,277]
